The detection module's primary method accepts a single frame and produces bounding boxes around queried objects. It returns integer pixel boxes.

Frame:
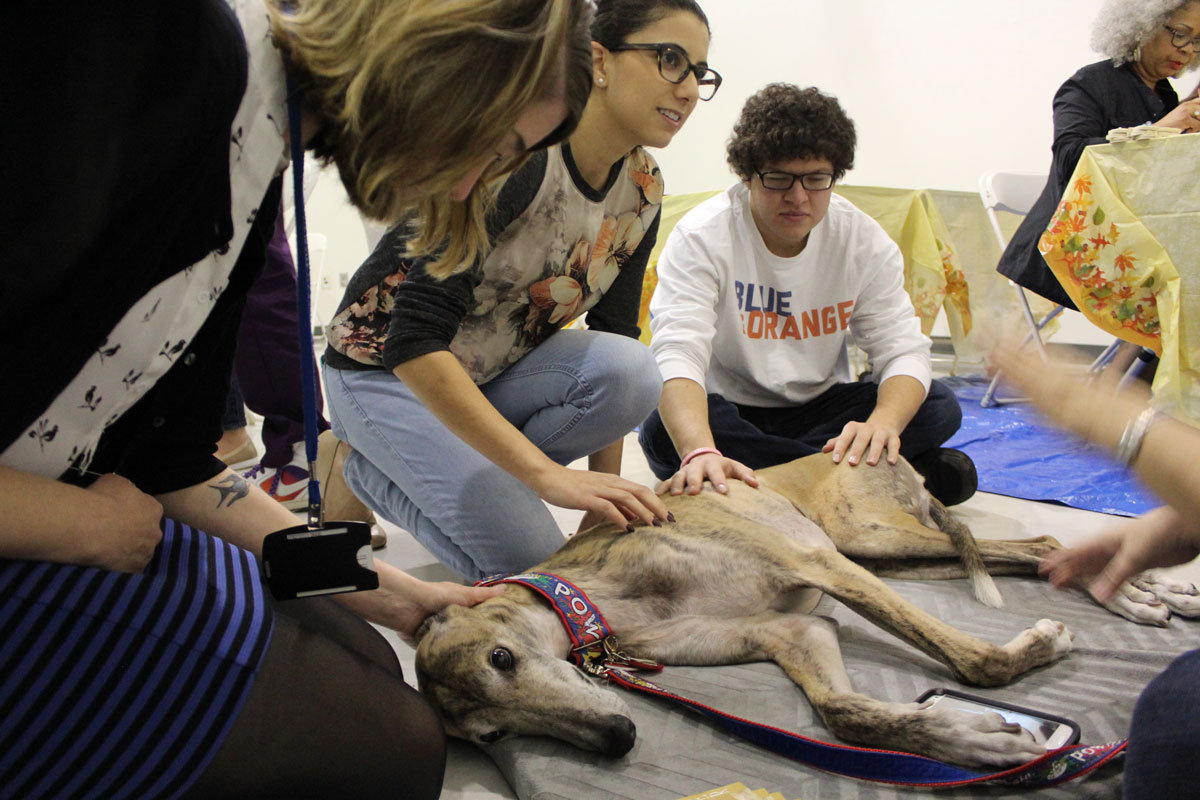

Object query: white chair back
[977,170,1046,249]
[977,171,1053,405]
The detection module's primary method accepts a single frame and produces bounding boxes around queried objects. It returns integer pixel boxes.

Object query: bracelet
[1114,406,1167,468]
[680,447,722,468]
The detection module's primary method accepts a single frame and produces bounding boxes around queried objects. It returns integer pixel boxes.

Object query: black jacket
[1,2,279,492]
[996,60,1177,307]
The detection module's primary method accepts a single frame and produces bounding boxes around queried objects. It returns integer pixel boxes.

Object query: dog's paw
[980,619,1073,685]
[1023,618,1073,665]
[1101,582,1171,626]
[1131,571,1200,618]
[918,705,1046,768]
[975,619,1074,686]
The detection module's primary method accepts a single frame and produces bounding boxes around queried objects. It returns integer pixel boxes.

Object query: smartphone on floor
[915,688,1080,750]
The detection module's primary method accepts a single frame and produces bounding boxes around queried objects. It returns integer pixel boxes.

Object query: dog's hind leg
[1128,571,1200,617]
[855,558,1039,580]
[860,530,1193,626]
[621,612,1046,768]
[822,503,1006,607]
[779,547,1072,687]
[854,535,1066,580]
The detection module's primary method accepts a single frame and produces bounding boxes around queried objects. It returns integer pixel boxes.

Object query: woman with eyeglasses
[323,0,717,581]
[997,0,1200,312]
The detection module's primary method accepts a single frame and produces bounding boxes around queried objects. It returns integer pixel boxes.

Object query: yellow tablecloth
[638,187,973,352]
[836,186,972,345]
[1038,134,1200,418]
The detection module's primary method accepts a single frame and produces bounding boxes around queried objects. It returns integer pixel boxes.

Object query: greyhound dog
[415,454,1200,767]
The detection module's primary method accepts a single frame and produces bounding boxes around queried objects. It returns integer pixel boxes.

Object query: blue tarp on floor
[943,376,1158,517]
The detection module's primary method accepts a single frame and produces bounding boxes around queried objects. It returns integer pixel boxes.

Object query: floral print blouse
[324,144,663,384]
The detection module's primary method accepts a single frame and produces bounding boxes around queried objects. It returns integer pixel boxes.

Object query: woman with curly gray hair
[997,0,1200,310]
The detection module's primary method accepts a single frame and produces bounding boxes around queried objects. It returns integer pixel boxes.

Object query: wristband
[1114,406,1167,468]
[680,447,722,468]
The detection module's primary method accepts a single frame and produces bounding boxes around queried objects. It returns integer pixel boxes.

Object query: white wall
[304,0,1199,341]
[652,0,1198,193]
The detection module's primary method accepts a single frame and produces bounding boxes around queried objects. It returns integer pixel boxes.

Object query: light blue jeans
[323,330,661,581]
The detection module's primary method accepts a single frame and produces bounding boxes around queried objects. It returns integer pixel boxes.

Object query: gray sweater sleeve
[324,152,549,373]
[383,153,549,370]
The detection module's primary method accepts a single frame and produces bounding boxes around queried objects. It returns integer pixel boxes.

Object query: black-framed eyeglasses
[606,42,722,101]
[1164,25,1200,49]
[755,170,836,191]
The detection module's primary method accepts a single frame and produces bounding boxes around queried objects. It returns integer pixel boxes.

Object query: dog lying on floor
[415,454,1200,767]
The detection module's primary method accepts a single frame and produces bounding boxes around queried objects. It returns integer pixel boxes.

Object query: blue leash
[286,77,324,529]
[259,81,377,602]
[479,571,1126,789]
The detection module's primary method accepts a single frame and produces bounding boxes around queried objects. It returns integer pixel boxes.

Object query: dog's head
[414,598,637,756]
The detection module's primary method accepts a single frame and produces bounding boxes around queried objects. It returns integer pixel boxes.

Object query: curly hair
[269,0,594,279]
[1091,0,1200,67]
[726,84,856,182]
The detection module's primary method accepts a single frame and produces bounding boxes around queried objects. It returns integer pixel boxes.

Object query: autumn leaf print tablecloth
[1039,134,1200,420]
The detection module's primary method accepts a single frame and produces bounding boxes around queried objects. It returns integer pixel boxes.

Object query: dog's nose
[600,714,636,757]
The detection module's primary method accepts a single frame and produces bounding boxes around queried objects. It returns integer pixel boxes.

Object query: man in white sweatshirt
[639,83,976,505]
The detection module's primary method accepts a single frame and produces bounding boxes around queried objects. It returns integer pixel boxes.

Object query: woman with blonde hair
[324,0,719,581]
[0,0,591,797]
[996,0,1200,309]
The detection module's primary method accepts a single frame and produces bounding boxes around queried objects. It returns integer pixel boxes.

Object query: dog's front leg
[757,615,1049,768]
[624,613,1048,768]
[785,548,1073,686]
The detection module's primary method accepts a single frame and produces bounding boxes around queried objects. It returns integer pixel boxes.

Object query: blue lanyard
[285,76,324,529]
[479,571,1127,789]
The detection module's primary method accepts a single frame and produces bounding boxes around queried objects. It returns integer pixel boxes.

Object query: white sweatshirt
[649,183,931,408]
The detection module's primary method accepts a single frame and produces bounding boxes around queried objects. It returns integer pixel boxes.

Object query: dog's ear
[413,609,445,645]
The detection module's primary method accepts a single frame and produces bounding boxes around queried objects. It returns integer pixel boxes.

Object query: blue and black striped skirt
[0,519,274,799]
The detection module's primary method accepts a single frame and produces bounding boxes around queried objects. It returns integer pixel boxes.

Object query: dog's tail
[930,499,1003,608]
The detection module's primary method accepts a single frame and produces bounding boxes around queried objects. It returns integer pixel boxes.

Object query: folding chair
[978,171,1060,405]
[978,171,1153,406]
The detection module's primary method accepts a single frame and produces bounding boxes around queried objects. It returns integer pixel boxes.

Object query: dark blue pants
[638,378,962,480]
[223,374,248,430]
[1123,647,1200,798]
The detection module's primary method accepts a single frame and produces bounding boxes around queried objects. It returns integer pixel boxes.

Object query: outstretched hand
[988,343,1147,443]
[822,420,901,467]
[1156,97,1200,132]
[656,452,758,496]
[532,465,669,531]
[1039,506,1200,602]
[380,576,506,647]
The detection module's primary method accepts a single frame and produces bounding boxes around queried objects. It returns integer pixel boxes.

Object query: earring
[597,77,606,86]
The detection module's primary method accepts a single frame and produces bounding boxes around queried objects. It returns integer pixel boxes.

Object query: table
[1038,134,1200,419]
[638,187,976,355]
[836,186,972,346]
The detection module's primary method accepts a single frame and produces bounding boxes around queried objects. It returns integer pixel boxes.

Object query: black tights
[182,595,445,800]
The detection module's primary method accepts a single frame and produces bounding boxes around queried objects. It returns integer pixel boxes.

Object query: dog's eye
[490,647,514,671]
[479,729,506,743]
